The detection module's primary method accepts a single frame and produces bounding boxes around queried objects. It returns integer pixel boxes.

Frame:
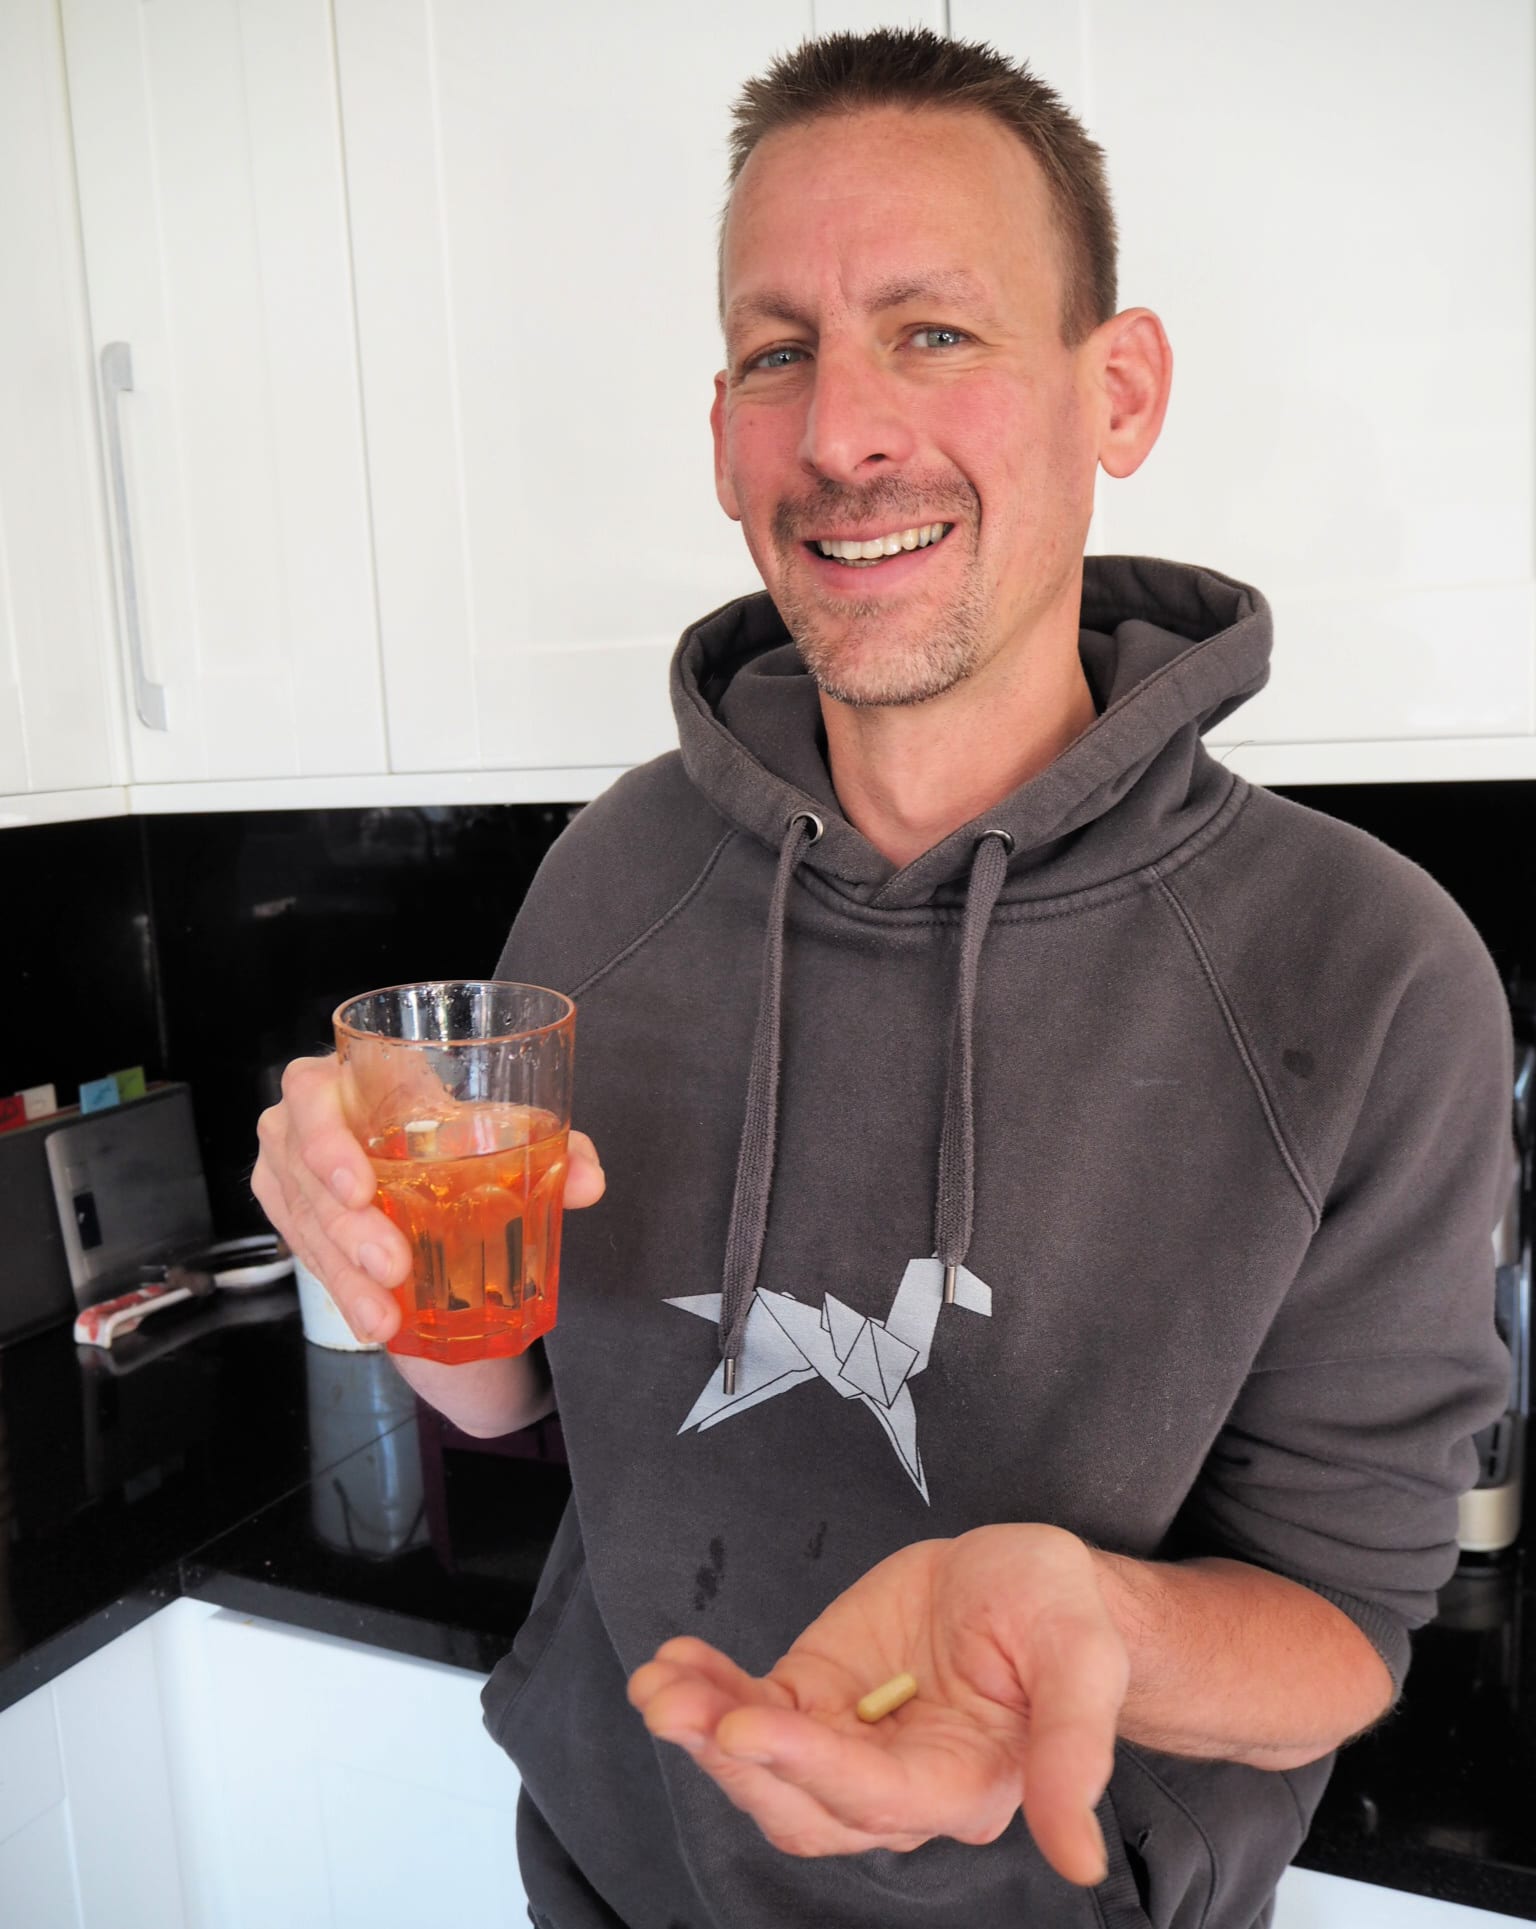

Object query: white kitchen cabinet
[0,0,126,828]
[330,0,796,778]
[59,0,387,789]
[5,1602,1532,1928]
[810,2,946,29]
[1274,1864,1533,1928]
[0,1599,527,1928]
[13,1,1531,821]
[0,1616,188,1928]
[954,0,1536,782]
[164,1600,528,1929]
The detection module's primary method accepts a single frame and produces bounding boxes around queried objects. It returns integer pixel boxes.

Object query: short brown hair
[724,28,1118,346]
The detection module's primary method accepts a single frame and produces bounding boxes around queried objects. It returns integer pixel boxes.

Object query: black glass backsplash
[1,780,1532,1235]
[1272,781,1533,989]
[0,814,164,1104]
[1,804,574,1234]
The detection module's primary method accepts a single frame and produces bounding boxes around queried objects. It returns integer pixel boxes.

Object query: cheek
[939,380,1086,537]
[724,405,801,519]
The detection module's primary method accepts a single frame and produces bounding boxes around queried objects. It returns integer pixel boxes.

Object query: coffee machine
[1457,1003,1533,1556]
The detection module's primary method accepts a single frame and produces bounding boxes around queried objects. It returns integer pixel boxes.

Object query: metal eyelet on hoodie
[715,811,1018,1386]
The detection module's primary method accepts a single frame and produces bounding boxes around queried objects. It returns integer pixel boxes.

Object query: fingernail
[353,1299,382,1339]
[723,1745,774,1765]
[358,1244,393,1285]
[331,1167,358,1205]
[670,1731,706,1756]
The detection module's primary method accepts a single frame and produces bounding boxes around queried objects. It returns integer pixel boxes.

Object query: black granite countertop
[0,1286,570,1713]
[1,1290,1533,1920]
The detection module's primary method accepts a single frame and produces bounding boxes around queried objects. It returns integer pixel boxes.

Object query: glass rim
[332,978,576,1048]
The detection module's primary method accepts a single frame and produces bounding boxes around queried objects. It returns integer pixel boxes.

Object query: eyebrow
[724,269,996,342]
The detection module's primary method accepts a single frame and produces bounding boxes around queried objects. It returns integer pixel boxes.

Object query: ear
[1091,308,1173,482]
[711,372,741,521]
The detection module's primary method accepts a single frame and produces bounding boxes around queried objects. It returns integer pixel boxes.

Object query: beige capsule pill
[855,1672,918,1724]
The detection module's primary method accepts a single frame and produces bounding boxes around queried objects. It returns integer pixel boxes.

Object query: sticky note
[0,1095,24,1133]
[79,1075,121,1114]
[20,1083,57,1121]
[112,1066,147,1103]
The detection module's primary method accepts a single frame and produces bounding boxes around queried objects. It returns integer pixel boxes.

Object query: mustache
[772,477,978,544]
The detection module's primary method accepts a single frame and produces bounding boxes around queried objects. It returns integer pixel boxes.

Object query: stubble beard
[775,562,991,708]
[769,480,988,709]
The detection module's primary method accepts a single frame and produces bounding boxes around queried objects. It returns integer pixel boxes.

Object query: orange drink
[368,1105,569,1362]
[334,981,577,1365]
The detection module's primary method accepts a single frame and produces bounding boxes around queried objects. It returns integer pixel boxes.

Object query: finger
[254,1084,411,1342]
[628,1638,791,1738]
[651,1636,794,1703]
[696,1747,926,1859]
[253,1153,407,1342]
[563,1129,605,1210]
[283,1055,378,1210]
[635,1685,922,1855]
[710,1703,1017,1848]
[628,1646,929,1857]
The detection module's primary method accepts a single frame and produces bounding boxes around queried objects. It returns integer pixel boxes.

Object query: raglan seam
[1232,1347,1494,1373]
[1151,868,1322,1227]
[569,828,738,1001]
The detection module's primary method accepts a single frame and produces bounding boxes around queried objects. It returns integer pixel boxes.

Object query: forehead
[721,106,1062,329]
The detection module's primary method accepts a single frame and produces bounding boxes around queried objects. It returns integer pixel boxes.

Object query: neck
[820,605,1099,872]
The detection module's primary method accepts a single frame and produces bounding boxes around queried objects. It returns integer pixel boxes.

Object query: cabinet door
[60,0,386,785]
[953,0,1536,763]
[811,2,945,28]
[0,1616,187,1929]
[0,0,124,821]
[333,1,810,776]
[182,1604,527,1929]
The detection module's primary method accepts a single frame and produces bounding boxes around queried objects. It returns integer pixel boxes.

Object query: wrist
[1085,1547,1167,1741]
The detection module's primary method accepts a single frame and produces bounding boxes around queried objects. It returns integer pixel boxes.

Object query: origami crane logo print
[667,1256,992,1504]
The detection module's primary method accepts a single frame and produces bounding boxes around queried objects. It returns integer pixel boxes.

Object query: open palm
[627,1523,1128,1885]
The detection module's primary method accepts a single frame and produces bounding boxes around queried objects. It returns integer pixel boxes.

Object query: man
[254,29,1512,1928]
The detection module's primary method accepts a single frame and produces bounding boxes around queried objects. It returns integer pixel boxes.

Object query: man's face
[713,107,1104,708]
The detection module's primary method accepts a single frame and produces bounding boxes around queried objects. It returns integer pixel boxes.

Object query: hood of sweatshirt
[671,553,1271,910]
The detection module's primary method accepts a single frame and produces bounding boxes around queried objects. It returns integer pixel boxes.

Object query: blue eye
[911,327,968,350]
[749,345,808,371]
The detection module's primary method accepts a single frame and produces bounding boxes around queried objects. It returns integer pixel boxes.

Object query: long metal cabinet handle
[99,342,168,730]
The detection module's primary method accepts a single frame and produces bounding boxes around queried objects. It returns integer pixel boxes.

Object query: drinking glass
[333,981,575,1364]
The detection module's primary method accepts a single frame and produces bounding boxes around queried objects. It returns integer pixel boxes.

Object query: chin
[780,586,988,709]
[796,633,980,710]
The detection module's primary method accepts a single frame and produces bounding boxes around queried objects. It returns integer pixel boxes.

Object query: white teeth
[814,523,949,562]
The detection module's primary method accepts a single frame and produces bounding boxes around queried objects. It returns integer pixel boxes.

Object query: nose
[797,345,917,483]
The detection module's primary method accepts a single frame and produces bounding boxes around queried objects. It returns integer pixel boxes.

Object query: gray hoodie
[482,556,1513,1929]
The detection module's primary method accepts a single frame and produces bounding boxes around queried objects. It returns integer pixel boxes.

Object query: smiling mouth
[805,522,954,567]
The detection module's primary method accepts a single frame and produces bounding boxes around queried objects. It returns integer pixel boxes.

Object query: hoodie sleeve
[1169,920,1515,1694]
